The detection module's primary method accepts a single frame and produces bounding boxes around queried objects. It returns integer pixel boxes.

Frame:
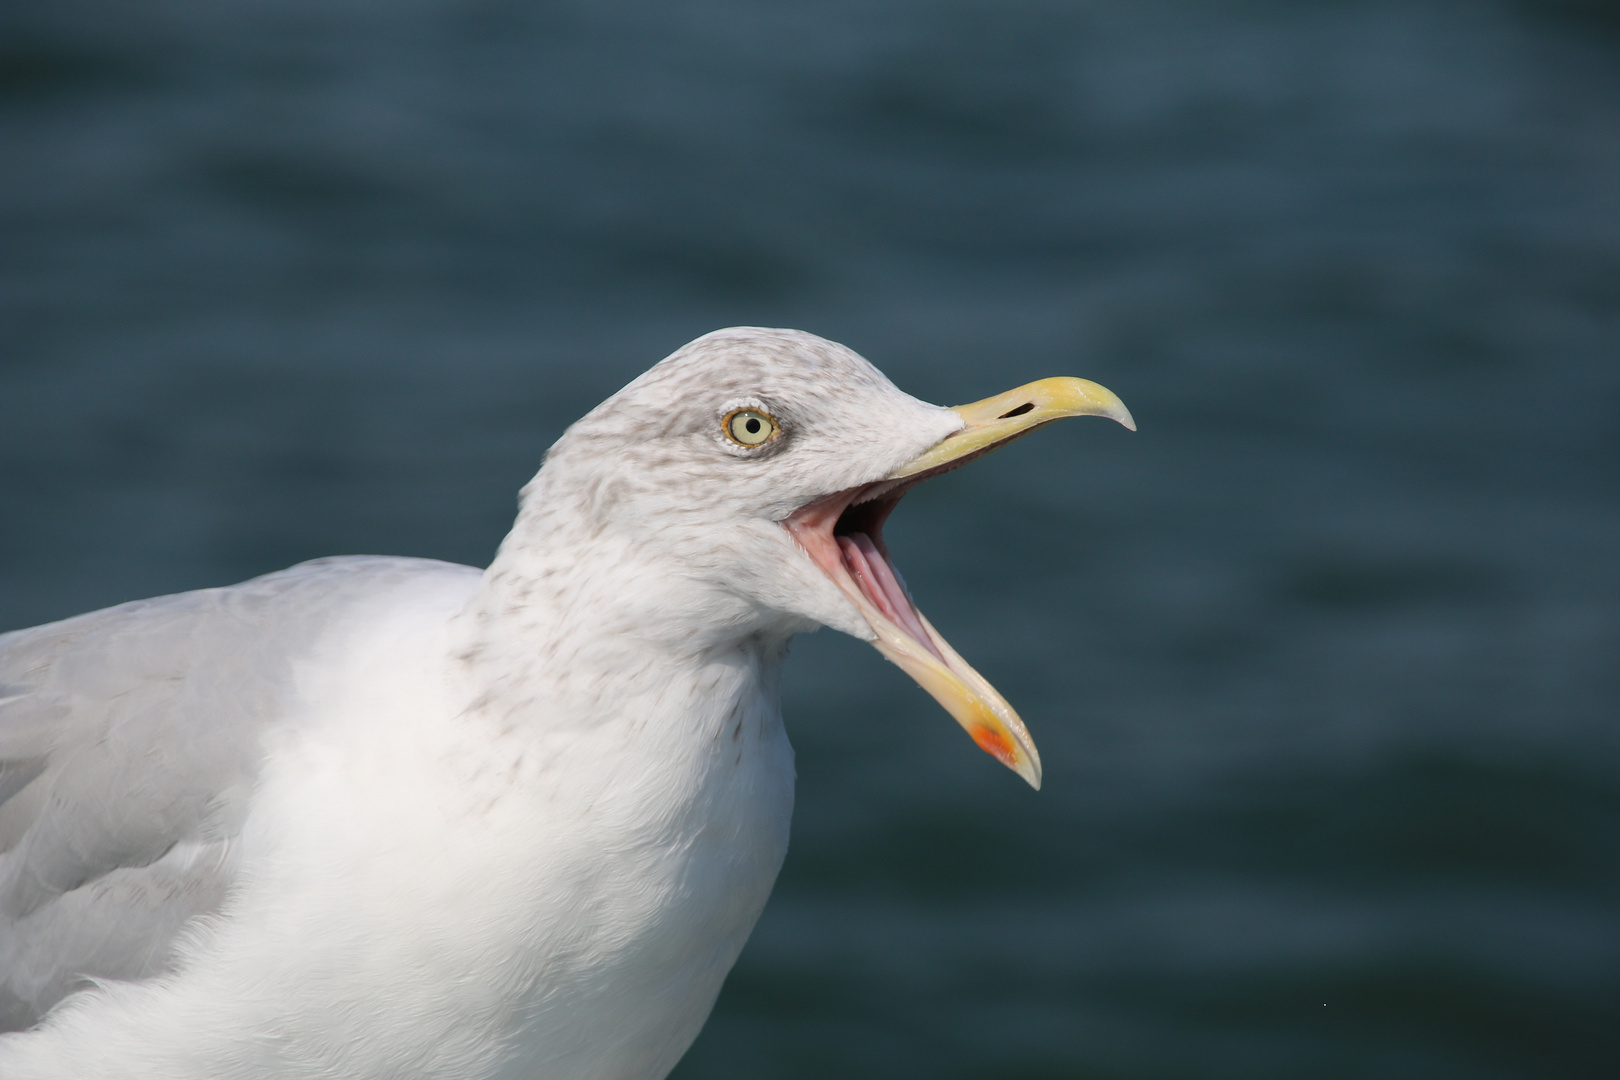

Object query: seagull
[0,327,1132,1079]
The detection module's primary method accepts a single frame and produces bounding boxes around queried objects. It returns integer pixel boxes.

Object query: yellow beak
[873,378,1134,788]
[891,377,1135,480]
[786,376,1132,789]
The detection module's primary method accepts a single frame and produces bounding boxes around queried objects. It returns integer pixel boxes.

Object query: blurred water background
[3,1,1618,1077]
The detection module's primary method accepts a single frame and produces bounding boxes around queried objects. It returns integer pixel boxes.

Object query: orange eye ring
[723,408,778,447]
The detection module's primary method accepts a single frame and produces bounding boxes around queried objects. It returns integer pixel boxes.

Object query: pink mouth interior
[786,487,947,664]
[786,479,1031,773]
[836,532,945,663]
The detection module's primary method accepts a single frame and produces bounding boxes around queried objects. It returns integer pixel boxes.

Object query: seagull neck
[451,529,793,728]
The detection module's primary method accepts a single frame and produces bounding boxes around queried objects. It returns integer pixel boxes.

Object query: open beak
[785,377,1134,789]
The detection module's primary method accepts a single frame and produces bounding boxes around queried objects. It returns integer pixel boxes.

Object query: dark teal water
[3,2,1617,1077]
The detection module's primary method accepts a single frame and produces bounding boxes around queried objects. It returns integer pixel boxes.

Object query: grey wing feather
[0,555,478,1030]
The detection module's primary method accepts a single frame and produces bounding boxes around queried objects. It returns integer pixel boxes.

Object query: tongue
[837,533,946,664]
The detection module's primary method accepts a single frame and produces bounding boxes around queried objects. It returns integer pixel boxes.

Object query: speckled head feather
[494,328,963,648]
[535,327,959,522]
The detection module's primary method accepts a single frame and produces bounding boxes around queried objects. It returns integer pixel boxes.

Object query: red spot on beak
[971,725,1016,766]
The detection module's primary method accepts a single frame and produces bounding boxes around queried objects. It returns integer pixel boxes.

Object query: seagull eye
[724,408,778,447]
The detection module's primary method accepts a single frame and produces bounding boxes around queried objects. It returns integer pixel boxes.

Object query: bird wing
[0,555,477,1030]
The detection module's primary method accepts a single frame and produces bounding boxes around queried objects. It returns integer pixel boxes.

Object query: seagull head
[515,327,1133,788]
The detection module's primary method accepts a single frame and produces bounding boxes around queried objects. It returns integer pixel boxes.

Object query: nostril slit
[998,402,1035,419]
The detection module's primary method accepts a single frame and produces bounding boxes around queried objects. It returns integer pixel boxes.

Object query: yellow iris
[724,408,777,447]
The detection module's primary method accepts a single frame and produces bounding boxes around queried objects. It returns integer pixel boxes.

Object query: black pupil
[745,418,761,434]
